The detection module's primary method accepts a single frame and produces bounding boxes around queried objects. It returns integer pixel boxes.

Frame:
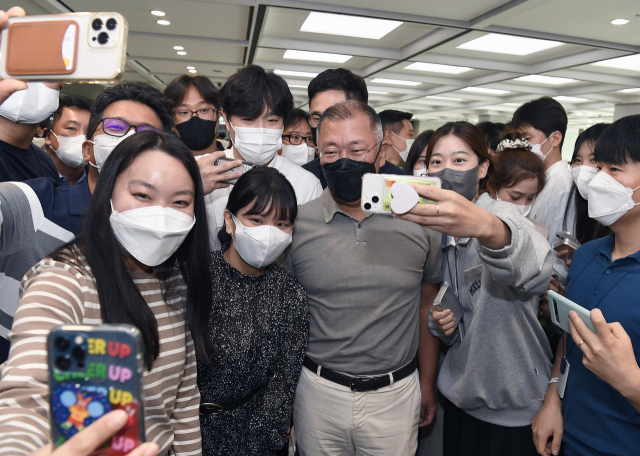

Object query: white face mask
[0,82,60,124]
[109,201,196,267]
[228,120,283,164]
[571,165,597,200]
[413,167,427,177]
[32,137,46,148]
[281,143,315,166]
[230,213,292,268]
[391,132,414,162]
[530,134,553,161]
[588,171,640,227]
[50,131,86,168]
[88,130,135,172]
[496,195,533,217]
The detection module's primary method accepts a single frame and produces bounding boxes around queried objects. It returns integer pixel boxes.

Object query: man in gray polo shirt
[282,100,442,455]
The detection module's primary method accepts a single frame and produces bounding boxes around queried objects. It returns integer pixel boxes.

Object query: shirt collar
[546,160,568,178]
[596,233,640,264]
[319,188,373,224]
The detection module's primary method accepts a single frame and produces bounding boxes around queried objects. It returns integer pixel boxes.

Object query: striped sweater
[0,254,202,456]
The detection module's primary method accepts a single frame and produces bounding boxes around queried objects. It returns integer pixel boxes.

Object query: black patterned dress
[197,247,309,456]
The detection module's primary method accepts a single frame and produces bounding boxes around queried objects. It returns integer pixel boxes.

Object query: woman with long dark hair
[0,131,214,455]
[406,129,435,176]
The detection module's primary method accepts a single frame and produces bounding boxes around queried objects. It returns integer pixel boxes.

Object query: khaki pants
[293,366,420,456]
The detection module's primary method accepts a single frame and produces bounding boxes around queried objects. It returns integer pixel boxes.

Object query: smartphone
[547,290,596,334]
[361,174,441,215]
[215,157,258,184]
[553,231,581,259]
[48,324,145,455]
[0,13,128,82]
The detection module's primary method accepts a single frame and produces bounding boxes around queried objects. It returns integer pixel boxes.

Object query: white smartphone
[361,173,441,215]
[547,290,596,334]
[0,12,128,83]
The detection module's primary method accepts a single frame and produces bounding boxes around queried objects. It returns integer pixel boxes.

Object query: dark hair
[594,115,640,165]
[217,167,298,246]
[219,65,293,121]
[285,108,310,130]
[51,131,214,370]
[308,68,368,106]
[379,110,413,136]
[563,123,612,243]
[485,148,545,196]
[477,121,506,152]
[511,96,568,149]
[53,95,92,124]
[426,121,492,192]
[405,129,434,172]
[317,100,382,143]
[163,74,220,110]
[87,82,174,139]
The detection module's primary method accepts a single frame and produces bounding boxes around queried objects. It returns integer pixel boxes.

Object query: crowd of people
[0,6,638,456]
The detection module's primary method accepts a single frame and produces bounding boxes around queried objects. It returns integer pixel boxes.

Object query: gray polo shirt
[282,188,443,376]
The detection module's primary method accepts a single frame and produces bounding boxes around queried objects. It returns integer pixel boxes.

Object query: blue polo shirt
[562,233,640,455]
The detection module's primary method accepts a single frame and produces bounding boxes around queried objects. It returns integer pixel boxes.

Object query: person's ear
[478,159,490,180]
[377,140,389,170]
[44,130,53,148]
[82,140,92,163]
[550,131,563,148]
[223,210,235,236]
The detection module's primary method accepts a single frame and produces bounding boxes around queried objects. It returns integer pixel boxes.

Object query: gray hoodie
[428,193,554,427]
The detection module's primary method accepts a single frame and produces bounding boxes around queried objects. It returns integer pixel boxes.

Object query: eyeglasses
[282,134,315,147]
[319,141,382,163]
[97,118,161,137]
[173,107,218,123]
[306,114,321,128]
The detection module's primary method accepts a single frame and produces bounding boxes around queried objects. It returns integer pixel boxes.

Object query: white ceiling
[5,0,640,130]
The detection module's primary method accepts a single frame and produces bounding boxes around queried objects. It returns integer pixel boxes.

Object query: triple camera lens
[92,17,117,45]
[54,336,69,351]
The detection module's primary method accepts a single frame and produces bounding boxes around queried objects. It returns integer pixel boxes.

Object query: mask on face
[230,213,292,268]
[88,130,135,172]
[530,134,553,161]
[281,143,315,166]
[429,167,479,201]
[175,116,217,151]
[413,167,427,177]
[496,195,533,217]
[323,157,377,203]
[0,82,60,124]
[228,120,283,164]
[587,171,640,226]
[391,132,414,163]
[571,165,597,200]
[109,201,196,267]
[50,131,86,168]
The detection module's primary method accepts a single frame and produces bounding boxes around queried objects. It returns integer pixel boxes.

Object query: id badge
[557,356,570,398]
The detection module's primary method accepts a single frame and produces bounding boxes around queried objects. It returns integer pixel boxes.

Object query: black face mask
[322,158,376,203]
[429,166,479,201]
[175,117,217,151]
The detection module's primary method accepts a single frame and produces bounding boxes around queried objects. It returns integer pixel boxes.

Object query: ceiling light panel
[592,54,640,72]
[283,49,352,63]
[611,19,629,25]
[515,75,577,85]
[554,96,589,103]
[300,12,402,40]
[619,88,640,93]
[369,91,389,94]
[157,20,170,26]
[151,11,165,17]
[274,69,318,78]
[457,33,564,56]
[426,96,463,101]
[288,84,308,88]
[405,62,472,74]
[461,87,510,95]
[371,78,421,86]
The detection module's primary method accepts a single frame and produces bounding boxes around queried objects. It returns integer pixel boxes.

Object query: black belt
[303,356,418,392]
[199,385,262,416]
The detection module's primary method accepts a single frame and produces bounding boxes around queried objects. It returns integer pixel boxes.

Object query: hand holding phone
[196,151,243,194]
[361,174,441,215]
[547,290,595,334]
[214,157,258,185]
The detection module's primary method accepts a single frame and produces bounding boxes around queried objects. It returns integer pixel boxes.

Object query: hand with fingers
[433,308,456,336]
[531,393,564,456]
[568,309,640,407]
[418,383,437,427]
[557,249,572,268]
[0,7,33,102]
[30,410,158,456]
[197,150,243,194]
[393,184,512,251]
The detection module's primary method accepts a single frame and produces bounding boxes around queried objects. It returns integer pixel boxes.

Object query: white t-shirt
[199,149,323,250]
[527,159,575,283]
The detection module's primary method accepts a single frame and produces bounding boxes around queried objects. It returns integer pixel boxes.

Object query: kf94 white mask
[228,120,283,164]
[571,165,597,200]
[230,213,292,268]
[88,130,135,172]
[588,171,640,227]
[50,132,86,168]
[109,201,196,267]
[391,132,414,163]
[413,167,427,177]
[530,135,553,162]
[0,82,60,124]
[496,195,533,217]
[281,143,316,166]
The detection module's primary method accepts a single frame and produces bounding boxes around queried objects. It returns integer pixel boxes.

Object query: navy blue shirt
[0,139,59,183]
[562,233,640,455]
[302,157,406,189]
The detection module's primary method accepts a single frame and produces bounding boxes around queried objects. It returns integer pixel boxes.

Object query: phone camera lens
[372,196,379,203]
[71,346,86,361]
[106,18,117,30]
[364,203,371,210]
[55,355,71,371]
[54,336,69,351]
[92,18,103,31]
[97,32,109,45]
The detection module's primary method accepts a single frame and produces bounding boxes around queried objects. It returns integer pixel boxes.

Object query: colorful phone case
[47,324,145,455]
